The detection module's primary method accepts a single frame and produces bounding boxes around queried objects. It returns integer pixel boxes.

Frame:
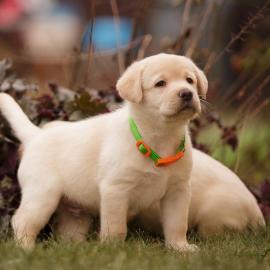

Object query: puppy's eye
[155,80,166,87]
[186,77,194,84]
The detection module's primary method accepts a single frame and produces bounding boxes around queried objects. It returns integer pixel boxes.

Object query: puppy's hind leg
[55,205,92,242]
[12,175,61,249]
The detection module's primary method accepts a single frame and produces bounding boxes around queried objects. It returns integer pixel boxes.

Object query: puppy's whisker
[200,98,212,107]
[199,99,212,113]
[200,100,212,108]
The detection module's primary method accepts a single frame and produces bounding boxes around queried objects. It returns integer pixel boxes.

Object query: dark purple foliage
[221,126,238,151]
[260,180,270,203]
[250,180,270,220]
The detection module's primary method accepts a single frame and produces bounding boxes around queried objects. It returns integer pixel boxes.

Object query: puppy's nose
[179,89,193,102]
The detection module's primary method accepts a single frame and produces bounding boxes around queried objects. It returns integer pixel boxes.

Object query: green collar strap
[128,117,185,167]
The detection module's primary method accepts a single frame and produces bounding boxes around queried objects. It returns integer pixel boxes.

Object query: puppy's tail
[0,93,40,143]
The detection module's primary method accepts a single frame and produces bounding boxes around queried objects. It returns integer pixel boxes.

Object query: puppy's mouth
[160,101,201,119]
[170,103,198,117]
[179,104,195,112]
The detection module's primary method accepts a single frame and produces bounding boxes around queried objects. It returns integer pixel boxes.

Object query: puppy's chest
[128,168,170,212]
[127,150,191,212]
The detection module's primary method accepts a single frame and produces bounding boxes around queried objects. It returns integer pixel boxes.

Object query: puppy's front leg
[100,184,128,241]
[161,182,198,253]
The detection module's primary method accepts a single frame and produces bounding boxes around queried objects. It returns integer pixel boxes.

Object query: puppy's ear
[116,61,143,103]
[194,67,208,99]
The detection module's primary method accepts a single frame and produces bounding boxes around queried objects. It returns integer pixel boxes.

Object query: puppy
[0,53,207,251]
[189,149,265,235]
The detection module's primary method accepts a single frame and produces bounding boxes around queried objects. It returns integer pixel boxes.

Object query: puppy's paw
[167,242,199,253]
[100,230,127,243]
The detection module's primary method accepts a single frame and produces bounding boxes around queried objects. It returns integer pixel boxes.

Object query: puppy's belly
[60,171,100,215]
[62,185,100,215]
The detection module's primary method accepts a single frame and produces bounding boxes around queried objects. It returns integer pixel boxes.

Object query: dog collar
[128,117,185,167]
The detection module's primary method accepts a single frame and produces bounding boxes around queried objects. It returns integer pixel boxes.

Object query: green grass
[0,228,270,270]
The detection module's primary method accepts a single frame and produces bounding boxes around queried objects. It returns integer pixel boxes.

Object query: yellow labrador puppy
[189,149,265,235]
[0,54,207,251]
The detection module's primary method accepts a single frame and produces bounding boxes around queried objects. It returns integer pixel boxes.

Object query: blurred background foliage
[0,0,270,231]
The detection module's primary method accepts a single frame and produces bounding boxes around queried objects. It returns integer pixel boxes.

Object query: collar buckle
[136,140,151,157]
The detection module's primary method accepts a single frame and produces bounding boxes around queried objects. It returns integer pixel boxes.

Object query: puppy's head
[116,53,208,121]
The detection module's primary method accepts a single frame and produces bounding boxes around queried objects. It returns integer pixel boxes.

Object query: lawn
[0,228,270,270]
